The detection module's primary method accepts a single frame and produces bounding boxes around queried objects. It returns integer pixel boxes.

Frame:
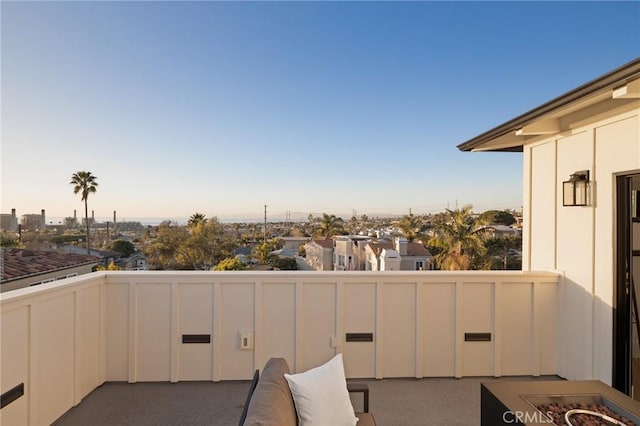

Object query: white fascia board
[612,79,640,99]
[515,118,561,136]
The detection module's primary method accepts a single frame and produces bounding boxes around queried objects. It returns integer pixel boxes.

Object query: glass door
[613,174,640,398]
[630,177,640,400]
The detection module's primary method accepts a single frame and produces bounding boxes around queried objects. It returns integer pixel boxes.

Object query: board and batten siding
[523,107,640,384]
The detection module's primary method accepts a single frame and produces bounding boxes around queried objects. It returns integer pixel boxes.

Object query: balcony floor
[53,375,561,426]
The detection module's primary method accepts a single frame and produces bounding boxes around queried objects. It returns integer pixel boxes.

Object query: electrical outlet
[239,331,254,350]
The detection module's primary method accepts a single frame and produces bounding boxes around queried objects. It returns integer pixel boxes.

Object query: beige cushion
[243,358,297,426]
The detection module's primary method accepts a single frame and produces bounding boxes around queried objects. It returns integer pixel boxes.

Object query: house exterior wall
[303,242,333,271]
[400,256,430,271]
[380,249,401,271]
[333,237,370,271]
[364,245,379,271]
[523,105,640,384]
[280,237,309,251]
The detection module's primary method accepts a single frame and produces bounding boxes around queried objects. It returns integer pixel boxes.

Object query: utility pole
[264,205,267,242]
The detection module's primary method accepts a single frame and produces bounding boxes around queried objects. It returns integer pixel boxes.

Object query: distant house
[1,248,100,293]
[365,238,434,271]
[116,253,147,270]
[332,235,372,271]
[270,248,298,258]
[304,236,434,272]
[56,245,121,268]
[482,224,522,238]
[303,239,334,271]
[279,237,310,251]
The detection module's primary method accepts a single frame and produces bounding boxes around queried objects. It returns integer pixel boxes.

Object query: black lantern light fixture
[563,170,590,206]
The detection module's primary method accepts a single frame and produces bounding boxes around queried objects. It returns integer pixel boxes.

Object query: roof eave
[457,57,640,152]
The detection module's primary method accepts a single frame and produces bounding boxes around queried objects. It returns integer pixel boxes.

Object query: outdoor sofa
[239,356,376,425]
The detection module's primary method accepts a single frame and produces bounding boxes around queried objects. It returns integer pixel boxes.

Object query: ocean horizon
[44,216,309,227]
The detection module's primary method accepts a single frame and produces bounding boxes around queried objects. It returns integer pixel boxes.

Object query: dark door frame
[613,175,631,394]
[613,174,640,395]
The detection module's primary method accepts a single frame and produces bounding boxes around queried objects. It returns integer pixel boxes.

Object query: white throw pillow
[284,353,358,426]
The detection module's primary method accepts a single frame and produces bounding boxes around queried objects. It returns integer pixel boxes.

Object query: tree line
[36,171,518,271]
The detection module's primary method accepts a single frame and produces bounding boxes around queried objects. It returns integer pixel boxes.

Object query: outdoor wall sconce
[563,170,590,206]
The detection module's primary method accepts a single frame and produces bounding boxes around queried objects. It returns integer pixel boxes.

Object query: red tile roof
[1,248,100,283]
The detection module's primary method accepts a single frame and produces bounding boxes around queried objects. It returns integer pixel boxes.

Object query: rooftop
[1,270,561,425]
[53,375,561,425]
[368,240,432,257]
[0,248,100,283]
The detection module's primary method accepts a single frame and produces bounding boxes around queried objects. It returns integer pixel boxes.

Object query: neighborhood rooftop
[0,248,99,284]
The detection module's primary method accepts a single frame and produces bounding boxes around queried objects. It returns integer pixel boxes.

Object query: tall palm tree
[428,205,488,270]
[70,171,98,254]
[315,213,344,238]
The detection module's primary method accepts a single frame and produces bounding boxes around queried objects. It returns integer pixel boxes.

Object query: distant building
[21,209,46,231]
[0,208,18,232]
[333,235,372,271]
[303,236,434,272]
[484,225,522,238]
[116,253,147,270]
[365,237,434,271]
[304,239,334,271]
[1,248,100,293]
[279,237,310,251]
[56,245,122,268]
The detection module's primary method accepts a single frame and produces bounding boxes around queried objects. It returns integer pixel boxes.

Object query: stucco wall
[523,106,640,384]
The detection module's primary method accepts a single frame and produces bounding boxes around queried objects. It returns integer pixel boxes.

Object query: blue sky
[2,1,639,222]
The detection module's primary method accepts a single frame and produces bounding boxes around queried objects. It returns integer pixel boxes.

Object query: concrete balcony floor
[53,375,561,426]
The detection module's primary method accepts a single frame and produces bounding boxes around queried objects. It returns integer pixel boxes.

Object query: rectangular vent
[346,333,374,342]
[1,383,24,409]
[182,334,211,344]
[465,332,492,342]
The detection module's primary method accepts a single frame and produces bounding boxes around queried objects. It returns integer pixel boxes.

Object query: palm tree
[398,213,423,242]
[315,213,344,238]
[188,212,207,228]
[428,205,488,270]
[70,171,98,254]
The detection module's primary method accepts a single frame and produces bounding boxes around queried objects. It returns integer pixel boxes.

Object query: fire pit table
[481,380,640,425]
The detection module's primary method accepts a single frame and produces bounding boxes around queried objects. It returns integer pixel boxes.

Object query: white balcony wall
[522,105,640,384]
[0,274,105,426]
[1,270,558,425]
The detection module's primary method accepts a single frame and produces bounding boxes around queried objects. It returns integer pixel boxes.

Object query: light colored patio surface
[53,375,561,426]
